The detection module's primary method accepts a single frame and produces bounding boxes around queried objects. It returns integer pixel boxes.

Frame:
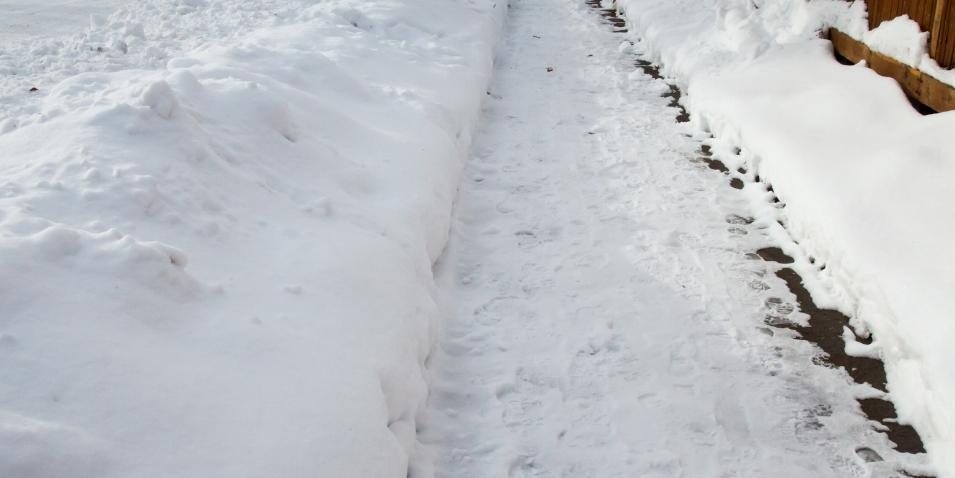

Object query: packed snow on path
[0,0,502,476]
[414,0,925,476]
[614,0,955,474]
[2,0,950,477]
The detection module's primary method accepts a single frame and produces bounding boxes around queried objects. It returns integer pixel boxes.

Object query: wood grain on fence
[863,0,955,68]
[866,0,936,30]
[933,0,955,67]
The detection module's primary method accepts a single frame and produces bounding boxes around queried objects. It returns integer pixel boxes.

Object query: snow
[615,0,955,475]
[415,0,929,476]
[834,7,955,87]
[862,15,929,66]
[0,0,503,476]
[3,0,954,476]
[0,1,126,43]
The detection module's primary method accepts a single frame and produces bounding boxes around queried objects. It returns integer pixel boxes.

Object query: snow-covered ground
[415,0,931,476]
[0,0,502,476]
[0,1,125,43]
[2,0,952,476]
[614,0,955,475]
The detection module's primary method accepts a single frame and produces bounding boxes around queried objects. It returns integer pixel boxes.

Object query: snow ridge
[0,0,503,476]
[615,0,955,475]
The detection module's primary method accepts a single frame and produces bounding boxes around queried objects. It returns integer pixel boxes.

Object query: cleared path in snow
[416,0,922,477]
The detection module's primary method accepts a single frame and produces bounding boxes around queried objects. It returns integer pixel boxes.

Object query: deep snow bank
[615,0,955,475]
[0,0,503,476]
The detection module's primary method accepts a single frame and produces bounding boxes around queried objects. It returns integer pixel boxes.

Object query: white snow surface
[838,12,955,87]
[836,10,955,87]
[862,15,929,67]
[615,0,955,475]
[4,0,954,476]
[415,0,928,477]
[0,0,503,476]
[0,1,126,43]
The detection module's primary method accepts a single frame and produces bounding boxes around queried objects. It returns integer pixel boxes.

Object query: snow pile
[861,15,929,66]
[0,0,503,476]
[834,8,955,86]
[615,0,955,475]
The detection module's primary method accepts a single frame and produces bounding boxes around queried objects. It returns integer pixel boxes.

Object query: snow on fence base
[589,0,931,462]
[613,0,955,475]
[830,28,955,112]
[864,0,955,68]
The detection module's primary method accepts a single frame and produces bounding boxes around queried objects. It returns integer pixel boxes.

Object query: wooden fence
[864,0,955,68]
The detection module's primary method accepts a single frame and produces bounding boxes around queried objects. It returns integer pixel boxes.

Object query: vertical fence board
[867,0,936,30]
[938,0,955,67]
[930,0,946,58]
